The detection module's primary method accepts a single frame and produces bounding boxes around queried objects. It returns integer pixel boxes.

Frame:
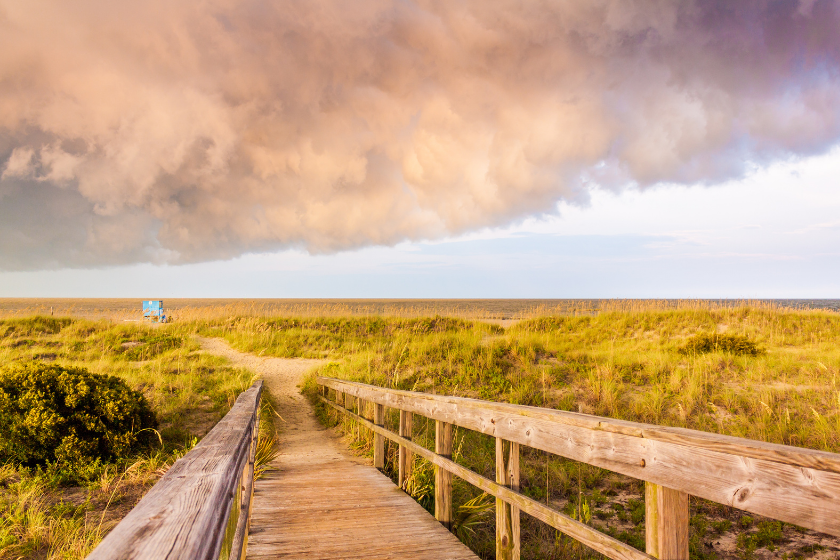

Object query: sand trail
[197,337,478,560]
[196,336,359,466]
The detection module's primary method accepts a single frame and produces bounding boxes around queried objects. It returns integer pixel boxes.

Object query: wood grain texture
[322,397,652,560]
[358,398,367,439]
[246,428,478,559]
[436,420,453,529]
[230,412,260,560]
[399,409,414,488]
[645,483,689,560]
[318,377,840,471]
[509,441,520,560]
[87,381,263,560]
[318,377,840,536]
[496,438,514,560]
[374,403,385,469]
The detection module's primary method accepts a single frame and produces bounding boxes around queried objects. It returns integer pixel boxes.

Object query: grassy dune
[214,307,840,452]
[210,306,840,559]
[4,304,840,559]
[0,317,254,560]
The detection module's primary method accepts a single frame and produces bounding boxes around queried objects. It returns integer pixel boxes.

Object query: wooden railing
[87,380,263,560]
[316,376,840,560]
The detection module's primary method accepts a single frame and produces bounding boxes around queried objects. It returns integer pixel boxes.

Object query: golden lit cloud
[1,0,839,268]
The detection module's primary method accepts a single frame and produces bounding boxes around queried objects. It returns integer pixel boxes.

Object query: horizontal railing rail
[87,380,263,560]
[316,376,840,560]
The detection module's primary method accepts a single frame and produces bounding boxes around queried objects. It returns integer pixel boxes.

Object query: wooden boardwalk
[194,337,478,560]
[247,459,478,559]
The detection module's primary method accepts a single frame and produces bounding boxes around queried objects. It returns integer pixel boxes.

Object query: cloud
[1,0,839,269]
[1,147,34,179]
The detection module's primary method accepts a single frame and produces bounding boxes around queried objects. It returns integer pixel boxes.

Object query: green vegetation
[210,305,840,560]
[0,316,254,560]
[4,304,840,559]
[0,363,157,475]
[679,332,763,356]
[218,307,840,451]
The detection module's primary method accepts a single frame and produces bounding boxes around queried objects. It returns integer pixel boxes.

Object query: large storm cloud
[1,0,839,269]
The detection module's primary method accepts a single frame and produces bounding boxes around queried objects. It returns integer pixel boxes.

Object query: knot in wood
[501,535,509,546]
[639,459,646,467]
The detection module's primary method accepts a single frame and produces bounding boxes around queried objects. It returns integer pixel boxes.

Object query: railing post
[334,391,342,430]
[496,438,520,560]
[230,410,259,560]
[435,420,453,530]
[345,394,355,436]
[374,403,385,469]
[358,398,367,440]
[398,410,413,489]
[645,482,689,560]
[509,442,520,560]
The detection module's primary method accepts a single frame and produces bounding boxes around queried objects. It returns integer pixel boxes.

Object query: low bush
[678,333,763,356]
[0,362,158,474]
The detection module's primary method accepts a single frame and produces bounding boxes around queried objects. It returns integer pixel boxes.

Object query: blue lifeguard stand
[142,300,167,323]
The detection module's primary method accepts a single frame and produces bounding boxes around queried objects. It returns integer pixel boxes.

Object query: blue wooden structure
[142,300,167,323]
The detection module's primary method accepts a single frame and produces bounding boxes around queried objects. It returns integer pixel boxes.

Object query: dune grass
[0,316,255,560]
[210,305,840,560]
[216,307,840,453]
[4,304,840,559]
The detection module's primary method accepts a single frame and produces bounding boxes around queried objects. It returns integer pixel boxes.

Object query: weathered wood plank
[318,377,840,472]
[399,409,414,488]
[321,396,652,560]
[247,432,478,560]
[88,381,262,560]
[374,403,385,469]
[358,397,366,440]
[436,419,453,530]
[645,482,689,560]
[496,438,515,560]
[509,441,520,560]
[318,377,840,536]
[230,412,259,560]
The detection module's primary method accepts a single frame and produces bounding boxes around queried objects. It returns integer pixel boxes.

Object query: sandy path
[196,336,365,468]
[197,337,478,559]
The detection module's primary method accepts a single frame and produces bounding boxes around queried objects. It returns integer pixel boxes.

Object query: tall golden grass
[0,297,820,323]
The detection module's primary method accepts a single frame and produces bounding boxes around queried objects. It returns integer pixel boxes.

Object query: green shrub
[754,520,785,548]
[679,333,763,356]
[0,362,157,472]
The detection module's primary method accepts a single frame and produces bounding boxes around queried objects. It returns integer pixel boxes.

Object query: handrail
[316,376,840,560]
[87,380,263,560]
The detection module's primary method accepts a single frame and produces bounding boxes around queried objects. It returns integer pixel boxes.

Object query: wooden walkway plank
[208,340,482,560]
[248,458,478,559]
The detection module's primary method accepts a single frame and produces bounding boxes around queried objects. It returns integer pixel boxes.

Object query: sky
[1,1,840,297]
